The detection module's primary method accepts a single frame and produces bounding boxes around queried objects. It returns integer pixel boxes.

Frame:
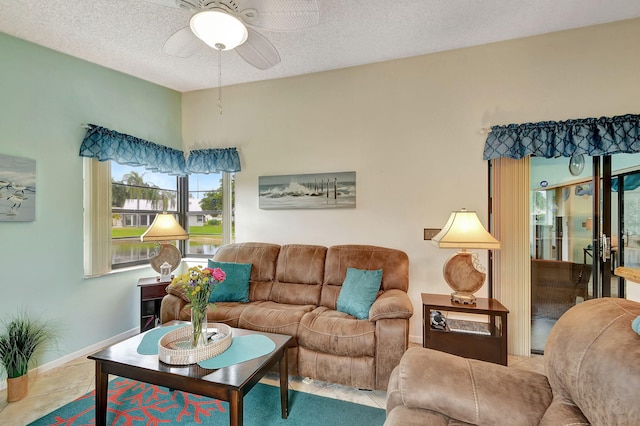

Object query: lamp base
[443,251,486,305]
[150,243,181,274]
[451,292,476,305]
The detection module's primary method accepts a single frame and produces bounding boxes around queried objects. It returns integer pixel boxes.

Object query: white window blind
[492,156,531,356]
[83,158,111,277]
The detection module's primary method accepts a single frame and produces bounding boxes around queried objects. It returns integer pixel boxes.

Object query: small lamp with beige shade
[141,213,188,279]
[432,208,501,304]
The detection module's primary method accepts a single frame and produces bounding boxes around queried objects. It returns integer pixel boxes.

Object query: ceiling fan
[145,0,320,70]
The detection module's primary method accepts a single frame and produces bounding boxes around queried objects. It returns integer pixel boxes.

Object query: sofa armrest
[397,347,552,426]
[371,290,413,389]
[165,283,189,302]
[160,293,188,324]
[369,289,413,321]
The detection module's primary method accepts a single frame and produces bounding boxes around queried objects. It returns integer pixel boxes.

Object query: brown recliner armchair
[385,298,640,425]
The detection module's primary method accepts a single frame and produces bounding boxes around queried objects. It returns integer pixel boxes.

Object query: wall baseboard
[409,334,422,346]
[0,327,138,391]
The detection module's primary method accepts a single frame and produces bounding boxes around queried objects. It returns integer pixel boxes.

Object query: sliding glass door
[591,156,640,300]
[529,153,640,353]
[617,171,640,271]
[589,156,616,299]
[530,156,592,353]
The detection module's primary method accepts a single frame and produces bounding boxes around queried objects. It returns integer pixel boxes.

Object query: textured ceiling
[1,0,640,93]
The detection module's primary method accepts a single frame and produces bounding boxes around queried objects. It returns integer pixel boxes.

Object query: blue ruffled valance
[186,148,241,174]
[79,124,241,175]
[483,114,640,160]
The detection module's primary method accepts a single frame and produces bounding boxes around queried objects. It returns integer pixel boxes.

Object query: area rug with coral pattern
[29,377,386,425]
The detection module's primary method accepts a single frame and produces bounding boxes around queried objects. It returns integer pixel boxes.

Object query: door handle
[601,233,611,262]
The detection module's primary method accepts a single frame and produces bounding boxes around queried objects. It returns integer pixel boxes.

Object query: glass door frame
[591,155,628,299]
[591,156,608,298]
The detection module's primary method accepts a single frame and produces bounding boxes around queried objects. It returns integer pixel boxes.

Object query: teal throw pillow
[207,260,252,303]
[633,315,640,336]
[336,267,383,320]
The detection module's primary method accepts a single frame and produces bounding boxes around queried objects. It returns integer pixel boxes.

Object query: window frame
[83,158,234,277]
[179,173,233,259]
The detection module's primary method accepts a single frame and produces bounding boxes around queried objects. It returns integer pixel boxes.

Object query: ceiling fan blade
[140,0,182,9]
[234,28,281,70]
[163,27,204,57]
[237,0,319,31]
[142,0,223,10]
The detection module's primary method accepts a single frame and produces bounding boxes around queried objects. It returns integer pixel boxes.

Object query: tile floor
[531,315,557,353]
[0,347,544,426]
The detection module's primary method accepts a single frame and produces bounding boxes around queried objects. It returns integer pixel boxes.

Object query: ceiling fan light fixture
[190,10,248,51]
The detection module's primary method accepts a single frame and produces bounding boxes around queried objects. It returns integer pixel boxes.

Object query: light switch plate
[424,228,441,240]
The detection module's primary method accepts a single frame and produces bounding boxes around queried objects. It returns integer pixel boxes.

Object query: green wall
[0,33,181,375]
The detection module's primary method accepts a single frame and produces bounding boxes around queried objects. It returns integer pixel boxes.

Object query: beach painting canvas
[0,153,36,221]
[259,171,356,210]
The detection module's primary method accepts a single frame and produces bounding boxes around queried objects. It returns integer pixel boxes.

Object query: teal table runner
[137,325,185,354]
[198,334,276,369]
[137,325,276,369]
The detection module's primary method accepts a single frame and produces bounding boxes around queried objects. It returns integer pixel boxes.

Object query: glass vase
[190,305,208,348]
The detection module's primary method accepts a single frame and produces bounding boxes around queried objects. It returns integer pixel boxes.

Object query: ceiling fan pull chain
[217,45,223,115]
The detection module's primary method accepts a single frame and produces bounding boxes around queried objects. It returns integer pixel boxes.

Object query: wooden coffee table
[88,324,293,426]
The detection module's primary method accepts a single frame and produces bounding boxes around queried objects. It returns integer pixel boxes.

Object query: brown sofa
[385,297,640,425]
[160,242,413,391]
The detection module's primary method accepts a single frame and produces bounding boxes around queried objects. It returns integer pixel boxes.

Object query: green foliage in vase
[172,265,226,347]
[0,312,55,378]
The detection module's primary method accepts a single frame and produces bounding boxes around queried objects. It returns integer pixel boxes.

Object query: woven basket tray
[158,323,232,365]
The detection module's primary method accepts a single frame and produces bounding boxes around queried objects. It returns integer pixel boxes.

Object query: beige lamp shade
[432,209,500,250]
[432,209,500,304]
[141,213,188,275]
[140,213,188,242]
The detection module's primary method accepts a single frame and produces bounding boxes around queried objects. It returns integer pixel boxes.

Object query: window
[186,172,235,257]
[111,163,178,269]
[83,158,234,276]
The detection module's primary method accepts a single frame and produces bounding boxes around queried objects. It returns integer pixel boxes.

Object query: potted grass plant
[0,312,55,402]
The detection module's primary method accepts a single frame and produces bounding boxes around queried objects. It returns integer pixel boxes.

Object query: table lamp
[141,213,188,277]
[432,208,501,304]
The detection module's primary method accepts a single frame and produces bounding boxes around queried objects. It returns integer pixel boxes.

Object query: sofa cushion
[212,242,280,301]
[298,307,376,357]
[238,301,315,338]
[203,302,258,328]
[173,301,257,327]
[321,245,409,309]
[208,260,251,303]
[336,267,382,319]
[270,244,327,306]
[275,244,327,285]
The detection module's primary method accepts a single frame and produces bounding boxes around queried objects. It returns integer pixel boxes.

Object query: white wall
[0,33,181,375]
[183,18,640,344]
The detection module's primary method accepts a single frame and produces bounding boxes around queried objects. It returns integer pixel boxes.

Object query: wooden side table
[422,293,509,365]
[137,277,170,333]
